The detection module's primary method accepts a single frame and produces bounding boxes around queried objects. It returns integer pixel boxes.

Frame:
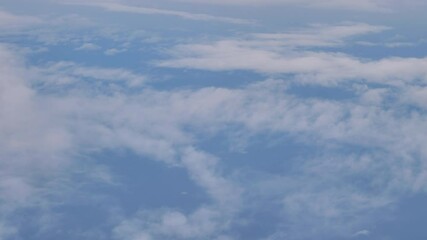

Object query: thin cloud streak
[164,0,391,11]
[62,1,255,25]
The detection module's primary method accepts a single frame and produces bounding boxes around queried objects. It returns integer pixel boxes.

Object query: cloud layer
[0,2,427,239]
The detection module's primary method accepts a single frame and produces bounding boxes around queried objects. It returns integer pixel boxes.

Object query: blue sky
[1,0,427,239]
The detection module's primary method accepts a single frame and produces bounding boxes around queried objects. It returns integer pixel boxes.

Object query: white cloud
[353,229,370,237]
[98,77,427,238]
[33,61,147,87]
[0,46,72,167]
[181,148,241,206]
[75,42,101,51]
[104,48,127,56]
[157,24,427,86]
[0,44,75,238]
[402,86,427,109]
[114,206,234,240]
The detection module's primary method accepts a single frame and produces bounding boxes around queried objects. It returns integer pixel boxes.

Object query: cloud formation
[1,1,427,239]
[2,38,427,238]
[158,23,427,86]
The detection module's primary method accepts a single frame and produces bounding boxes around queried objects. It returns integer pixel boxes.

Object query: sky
[1,0,427,239]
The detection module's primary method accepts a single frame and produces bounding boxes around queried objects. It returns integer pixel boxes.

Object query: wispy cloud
[0,9,43,29]
[33,61,147,88]
[163,0,391,11]
[157,23,427,86]
[62,1,254,24]
[253,22,390,48]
